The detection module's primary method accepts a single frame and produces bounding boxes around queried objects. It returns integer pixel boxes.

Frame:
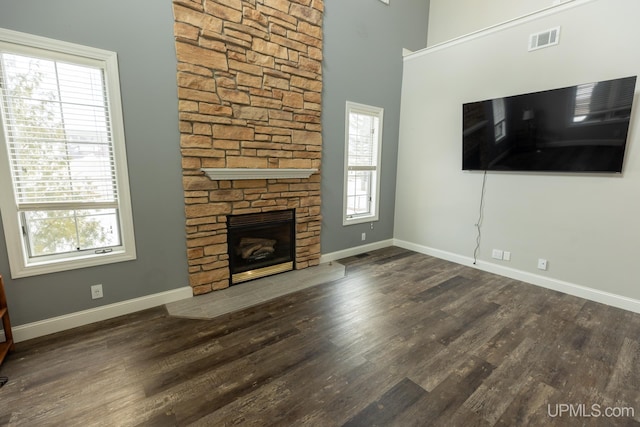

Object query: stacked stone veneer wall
[173,0,324,295]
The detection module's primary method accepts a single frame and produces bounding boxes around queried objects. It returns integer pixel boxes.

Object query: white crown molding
[408,0,595,60]
[201,168,318,180]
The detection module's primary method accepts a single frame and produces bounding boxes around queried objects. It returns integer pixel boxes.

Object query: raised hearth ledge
[201,168,318,180]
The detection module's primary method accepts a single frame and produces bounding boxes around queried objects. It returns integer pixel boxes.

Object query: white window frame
[343,101,383,226]
[0,28,136,278]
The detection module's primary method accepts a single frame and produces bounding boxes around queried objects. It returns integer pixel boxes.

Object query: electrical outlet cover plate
[91,284,104,299]
[537,259,548,270]
[492,249,503,260]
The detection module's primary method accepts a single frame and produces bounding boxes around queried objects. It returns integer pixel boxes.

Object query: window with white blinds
[343,101,383,225]
[0,28,136,278]
[573,78,636,123]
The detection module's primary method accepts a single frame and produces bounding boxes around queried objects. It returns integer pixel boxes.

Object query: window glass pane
[346,170,372,217]
[24,208,120,257]
[24,210,77,256]
[348,112,378,167]
[76,209,120,249]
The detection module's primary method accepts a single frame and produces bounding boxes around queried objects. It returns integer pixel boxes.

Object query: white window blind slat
[0,52,118,208]
[347,165,377,171]
[17,201,119,211]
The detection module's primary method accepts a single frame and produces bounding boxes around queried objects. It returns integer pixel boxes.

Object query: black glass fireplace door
[227,209,295,284]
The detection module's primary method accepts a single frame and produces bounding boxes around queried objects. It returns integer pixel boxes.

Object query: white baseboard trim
[320,239,394,264]
[13,286,193,343]
[15,237,639,342]
[393,239,640,315]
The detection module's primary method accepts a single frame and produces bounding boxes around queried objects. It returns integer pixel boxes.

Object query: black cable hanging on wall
[473,170,488,265]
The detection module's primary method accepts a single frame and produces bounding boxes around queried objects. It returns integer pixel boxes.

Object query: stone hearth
[173,0,324,295]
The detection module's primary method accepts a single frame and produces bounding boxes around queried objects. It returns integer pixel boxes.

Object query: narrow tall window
[492,98,506,142]
[0,29,136,277]
[343,101,383,225]
[573,82,596,122]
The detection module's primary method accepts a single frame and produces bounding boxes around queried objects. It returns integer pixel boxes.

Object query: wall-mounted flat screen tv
[462,76,637,173]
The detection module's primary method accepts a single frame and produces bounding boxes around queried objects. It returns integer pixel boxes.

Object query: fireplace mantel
[201,168,318,180]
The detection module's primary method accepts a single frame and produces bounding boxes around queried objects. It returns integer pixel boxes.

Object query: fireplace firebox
[227,209,295,285]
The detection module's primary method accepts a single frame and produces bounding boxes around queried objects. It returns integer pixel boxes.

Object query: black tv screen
[462,76,637,173]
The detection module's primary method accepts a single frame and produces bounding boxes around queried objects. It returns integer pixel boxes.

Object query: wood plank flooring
[1,247,640,426]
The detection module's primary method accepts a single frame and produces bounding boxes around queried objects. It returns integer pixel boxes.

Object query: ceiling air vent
[528,27,560,51]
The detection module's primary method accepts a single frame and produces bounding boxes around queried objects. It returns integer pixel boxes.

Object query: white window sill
[9,249,136,279]
[343,215,379,226]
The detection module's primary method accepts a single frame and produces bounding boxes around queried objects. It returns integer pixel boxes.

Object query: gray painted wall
[321,0,430,254]
[0,0,431,326]
[0,0,188,325]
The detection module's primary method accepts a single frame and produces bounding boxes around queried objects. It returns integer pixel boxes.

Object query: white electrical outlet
[537,259,548,270]
[492,249,503,260]
[503,251,511,261]
[91,284,104,299]
[361,232,366,241]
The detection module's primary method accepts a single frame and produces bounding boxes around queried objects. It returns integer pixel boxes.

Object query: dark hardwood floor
[1,247,640,426]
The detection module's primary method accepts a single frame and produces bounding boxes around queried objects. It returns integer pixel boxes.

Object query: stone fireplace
[173,0,324,295]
